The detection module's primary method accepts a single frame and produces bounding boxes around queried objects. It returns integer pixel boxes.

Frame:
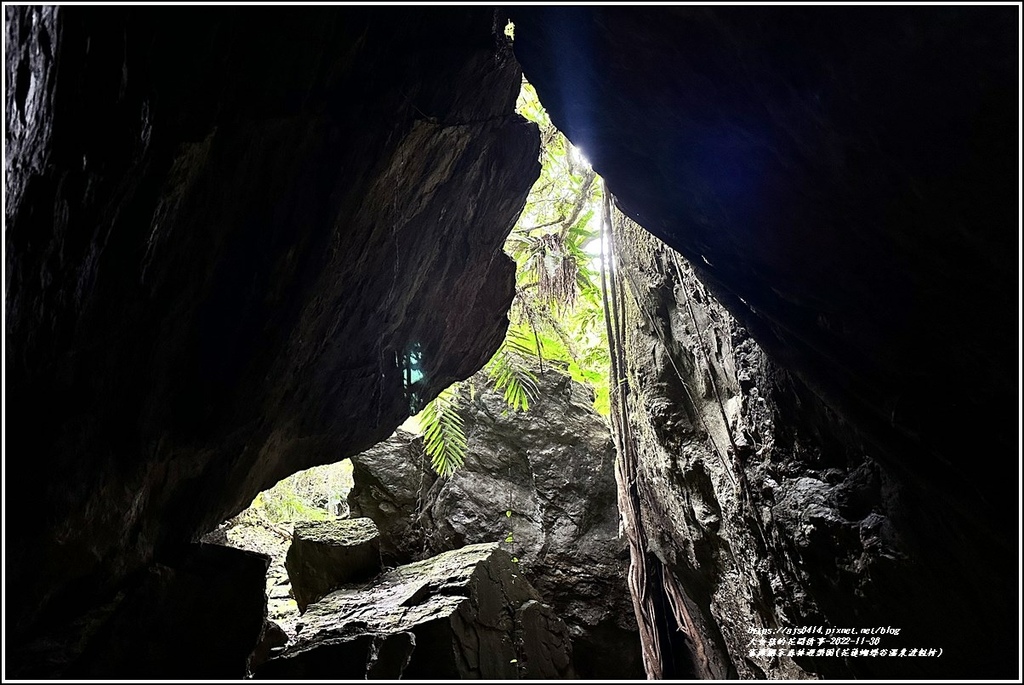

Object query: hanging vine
[602,183,716,679]
[600,182,663,678]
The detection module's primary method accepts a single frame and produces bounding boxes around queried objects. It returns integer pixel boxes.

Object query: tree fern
[421,386,467,478]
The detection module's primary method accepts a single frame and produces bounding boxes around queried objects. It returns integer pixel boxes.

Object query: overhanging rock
[5,7,539,676]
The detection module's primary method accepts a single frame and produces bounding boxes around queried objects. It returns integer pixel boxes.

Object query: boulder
[347,430,437,564]
[349,366,643,679]
[285,518,381,612]
[254,543,575,679]
[249,620,289,670]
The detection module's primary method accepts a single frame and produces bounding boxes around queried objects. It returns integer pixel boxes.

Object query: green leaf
[484,334,539,413]
[420,386,467,478]
[506,510,512,518]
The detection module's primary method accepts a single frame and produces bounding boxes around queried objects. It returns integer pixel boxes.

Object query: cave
[3,5,1019,680]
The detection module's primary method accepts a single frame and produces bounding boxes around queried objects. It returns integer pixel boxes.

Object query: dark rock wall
[11,541,269,679]
[5,6,539,676]
[614,213,1011,679]
[510,6,1018,679]
[65,544,270,679]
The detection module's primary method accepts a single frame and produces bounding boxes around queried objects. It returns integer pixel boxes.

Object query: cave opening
[200,62,728,678]
[5,5,1017,680]
[198,72,646,677]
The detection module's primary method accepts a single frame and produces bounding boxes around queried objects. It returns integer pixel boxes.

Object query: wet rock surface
[285,518,382,612]
[349,367,644,679]
[611,215,1013,679]
[254,543,575,680]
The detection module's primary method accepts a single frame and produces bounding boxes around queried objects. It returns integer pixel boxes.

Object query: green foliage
[415,78,611,478]
[507,78,610,416]
[251,491,332,524]
[421,385,467,478]
[240,459,354,525]
[484,329,540,412]
[418,334,538,478]
[515,80,546,127]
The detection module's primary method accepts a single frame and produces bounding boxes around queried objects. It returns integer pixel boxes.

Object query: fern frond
[421,386,467,478]
[485,339,540,412]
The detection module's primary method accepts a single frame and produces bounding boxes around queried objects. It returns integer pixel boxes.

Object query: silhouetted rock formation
[51,544,267,680]
[5,6,537,677]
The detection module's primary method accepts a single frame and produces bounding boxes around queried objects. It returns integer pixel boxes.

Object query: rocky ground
[205,513,301,638]
[202,459,356,640]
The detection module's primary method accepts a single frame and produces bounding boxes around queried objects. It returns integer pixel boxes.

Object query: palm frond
[503,325,539,359]
[421,386,467,478]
